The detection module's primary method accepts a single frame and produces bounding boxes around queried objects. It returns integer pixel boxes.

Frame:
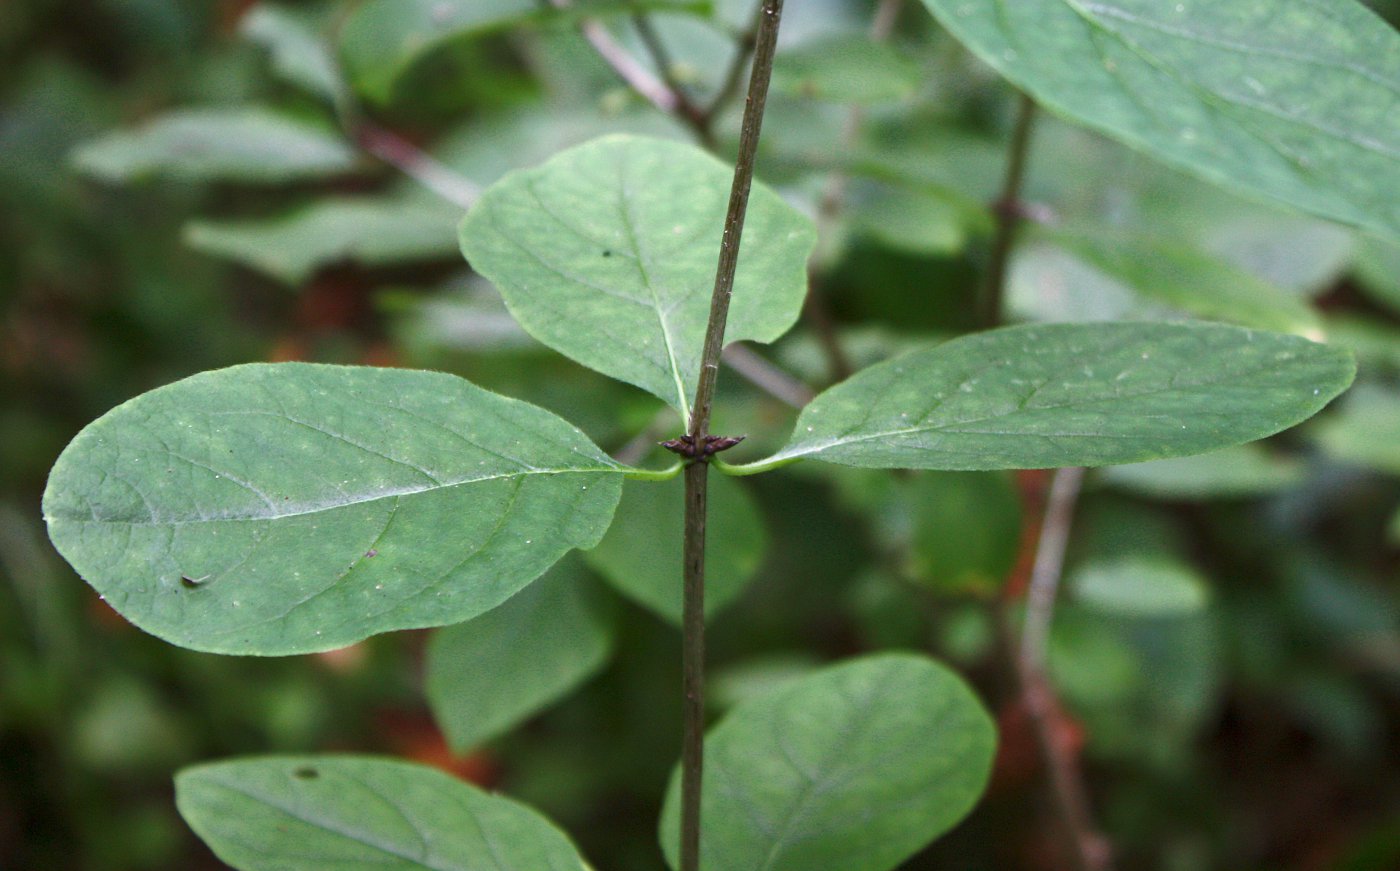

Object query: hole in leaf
[180,575,209,588]
[293,767,319,780]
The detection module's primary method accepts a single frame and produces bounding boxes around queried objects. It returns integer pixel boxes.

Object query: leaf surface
[176,756,588,870]
[735,322,1353,472]
[43,364,626,655]
[460,134,816,418]
[1071,555,1209,616]
[658,653,996,871]
[71,108,357,185]
[426,558,614,752]
[1045,229,1320,335]
[585,473,765,624]
[185,196,462,285]
[1098,444,1302,498]
[919,0,1400,238]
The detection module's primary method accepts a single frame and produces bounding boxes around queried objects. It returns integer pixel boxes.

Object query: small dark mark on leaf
[365,549,378,558]
[293,767,319,780]
[601,249,613,257]
[181,575,210,588]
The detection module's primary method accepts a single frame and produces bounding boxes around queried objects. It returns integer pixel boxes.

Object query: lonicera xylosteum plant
[38,0,1399,868]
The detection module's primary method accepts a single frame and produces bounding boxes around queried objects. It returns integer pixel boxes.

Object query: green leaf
[241,3,344,101]
[1070,555,1209,617]
[1098,443,1303,499]
[341,0,708,104]
[460,134,817,418]
[658,653,996,871]
[773,36,921,104]
[340,0,537,104]
[42,364,627,655]
[905,472,1022,593]
[175,756,589,870]
[1354,238,1400,317]
[1044,228,1321,335]
[919,0,1400,239]
[730,322,1353,473]
[426,557,614,752]
[185,196,462,286]
[71,108,357,185]
[584,473,765,624]
[1310,385,1400,476]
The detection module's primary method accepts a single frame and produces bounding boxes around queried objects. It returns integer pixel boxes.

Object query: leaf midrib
[49,466,623,528]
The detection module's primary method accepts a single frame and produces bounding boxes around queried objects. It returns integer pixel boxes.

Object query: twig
[980,92,1037,328]
[701,2,762,123]
[1015,466,1113,871]
[802,0,905,382]
[630,11,713,144]
[721,344,813,408]
[678,3,785,869]
[352,123,480,210]
[548,0,718,145]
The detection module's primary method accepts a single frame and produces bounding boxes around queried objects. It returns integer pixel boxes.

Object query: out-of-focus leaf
[43,364,627,655]
[176,756,590,870]
[1354,238,1400,317]
[919,0,1400,239]
[904,472,1021,593]
[1311,385,1400,476]
[585,473,765,624]
[773,36,920,103]
[1323,315,1400,375]
[1098,444,1303,499]
[658,653,996,871]
[1071,555,1209,617]
[850,187,983,256]
[240,3,343,100]
[461,134,816,417]
[1204,213,1356,297]
[1045,229,1321,335]
[426,558,613,752]
[72,108,357,184]
[185,196,461,285]
[732,322,1354,472]
[341,0,707,104]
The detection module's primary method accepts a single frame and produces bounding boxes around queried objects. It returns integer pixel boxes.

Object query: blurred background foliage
[3,1,1400,869]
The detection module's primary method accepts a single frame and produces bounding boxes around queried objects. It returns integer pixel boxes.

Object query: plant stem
[679,2,784,868]
[979,92,1037,328]
[1015,466,1114,871]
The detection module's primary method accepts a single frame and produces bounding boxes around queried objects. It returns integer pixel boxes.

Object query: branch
[979,92,1037,328]
[722,344,813,408]
[1015,466,1114,871]
[549,0,714,145]
[802,0,905,383]
[679,3,785,869]
[352,123,480,210]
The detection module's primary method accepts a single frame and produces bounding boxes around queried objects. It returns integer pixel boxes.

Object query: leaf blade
[426,557,614,752]
[658,653,996,871]
[920,0,1400,239]
[43,364,627,655]
[175,756,589,870]
[460,134,817,416]
[741,322,1353,472]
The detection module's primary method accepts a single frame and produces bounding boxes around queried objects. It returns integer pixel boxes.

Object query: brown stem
[679,3,784,869]
[980,92,1037,328]
[352,124,480,209]
[1015,466,1113,871]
